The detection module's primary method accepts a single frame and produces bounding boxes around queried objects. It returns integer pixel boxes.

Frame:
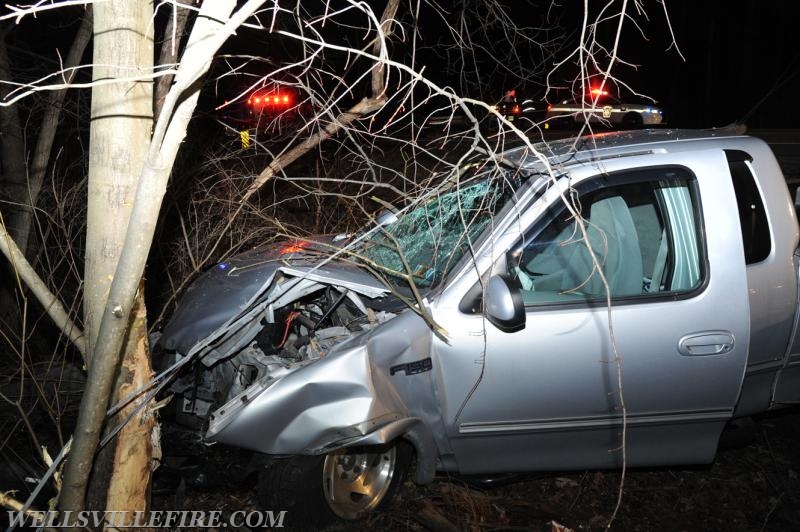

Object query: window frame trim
[509,164,710,311]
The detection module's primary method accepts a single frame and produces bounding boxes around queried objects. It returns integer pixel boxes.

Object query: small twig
[13,401,41,457]
[0,491,57,532]
[5,437,71,532]
[567,471,590,512]
[415,500,461,532]
[761,426,779,466]
[759,491,784,532]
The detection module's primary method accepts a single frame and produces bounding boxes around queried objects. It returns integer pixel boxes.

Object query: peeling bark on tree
[87,286,159,515]
[105,287,160,516]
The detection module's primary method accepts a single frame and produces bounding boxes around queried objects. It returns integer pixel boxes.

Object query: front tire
[257,442,411,529]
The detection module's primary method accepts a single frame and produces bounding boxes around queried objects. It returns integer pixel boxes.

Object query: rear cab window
[725,150,771,264]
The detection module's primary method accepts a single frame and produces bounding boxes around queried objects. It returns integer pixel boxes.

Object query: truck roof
[506,128,759,170]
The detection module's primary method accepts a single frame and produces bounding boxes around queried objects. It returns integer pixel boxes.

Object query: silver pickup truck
[157,129,800,528]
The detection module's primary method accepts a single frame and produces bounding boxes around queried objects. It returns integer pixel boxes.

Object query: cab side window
[508,168,703,305]
[725,150,771,264]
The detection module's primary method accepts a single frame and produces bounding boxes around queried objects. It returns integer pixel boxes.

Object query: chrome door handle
[677,331,735,356]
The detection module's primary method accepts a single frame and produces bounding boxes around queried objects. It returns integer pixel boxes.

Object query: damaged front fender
[204,310,440,484]
[205,341,406,453]
[160,239,442,486]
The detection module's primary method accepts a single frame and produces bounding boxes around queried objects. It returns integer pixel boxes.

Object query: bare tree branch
[0,213,86,360]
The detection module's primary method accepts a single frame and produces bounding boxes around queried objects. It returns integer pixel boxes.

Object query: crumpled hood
[204,309,436,457]
[159,236,389,355]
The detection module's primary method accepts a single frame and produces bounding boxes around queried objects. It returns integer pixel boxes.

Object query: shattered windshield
[362,166,524,288]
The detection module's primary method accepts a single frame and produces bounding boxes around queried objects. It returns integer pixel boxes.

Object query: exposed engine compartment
[163,282,396,429]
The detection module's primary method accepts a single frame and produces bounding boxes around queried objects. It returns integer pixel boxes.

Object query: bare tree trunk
[60,0,154,515]
[0,30,28,257]
[9,9,93,258]
[82,1,153,363]
[154,6,190,121]
[84,3,189,509]
[0,28,30,324]
[60,0,239,515]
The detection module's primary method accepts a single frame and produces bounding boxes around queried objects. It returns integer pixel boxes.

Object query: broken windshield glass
[362,167,522,288]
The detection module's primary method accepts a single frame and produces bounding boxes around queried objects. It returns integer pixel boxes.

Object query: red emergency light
[247,91,293,109]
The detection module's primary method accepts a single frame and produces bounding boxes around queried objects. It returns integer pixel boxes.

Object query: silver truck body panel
[159,129,800,480]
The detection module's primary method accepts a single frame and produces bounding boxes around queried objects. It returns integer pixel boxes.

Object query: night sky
[4,1,798,130]
[605,0,798,129]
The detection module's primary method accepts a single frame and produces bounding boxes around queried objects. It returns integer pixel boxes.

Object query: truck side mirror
[485,275,526,333]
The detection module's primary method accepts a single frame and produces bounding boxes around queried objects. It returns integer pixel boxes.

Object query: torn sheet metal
[204,310,443,468]
[159,247,390,358]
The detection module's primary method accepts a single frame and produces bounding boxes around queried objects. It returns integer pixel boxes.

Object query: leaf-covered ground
[153,406,800,531]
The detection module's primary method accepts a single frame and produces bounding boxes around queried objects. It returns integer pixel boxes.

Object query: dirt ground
[152,406,800,532]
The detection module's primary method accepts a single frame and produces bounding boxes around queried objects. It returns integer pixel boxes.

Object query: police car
[545,88,664,128]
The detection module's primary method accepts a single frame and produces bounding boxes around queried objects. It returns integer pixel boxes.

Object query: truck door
[441,151,750,475]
